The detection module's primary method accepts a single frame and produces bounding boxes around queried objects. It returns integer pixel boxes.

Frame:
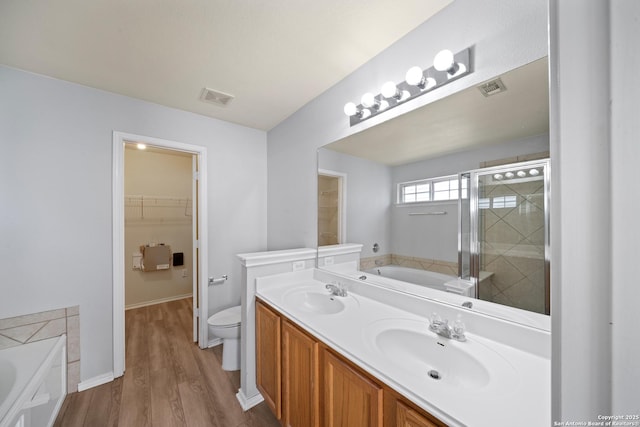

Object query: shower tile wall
[0,306,81,393]
[478,178,546,314]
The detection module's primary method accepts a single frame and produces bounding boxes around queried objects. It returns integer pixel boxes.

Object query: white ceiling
[0,0,452,131]
[324,57,549,166]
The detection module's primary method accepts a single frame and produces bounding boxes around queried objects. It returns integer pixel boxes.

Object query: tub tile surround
[361,254,458,276]
[0,306,80,393]
[256,268,551,426]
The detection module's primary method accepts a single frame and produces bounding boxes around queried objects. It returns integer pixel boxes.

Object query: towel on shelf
[140,244,172,272]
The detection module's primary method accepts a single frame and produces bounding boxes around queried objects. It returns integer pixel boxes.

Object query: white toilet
[207,305,241,371]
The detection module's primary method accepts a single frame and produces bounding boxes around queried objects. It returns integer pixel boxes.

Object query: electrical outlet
[182,269,188,278]
[292,261,305,271]
[324,256,334,266]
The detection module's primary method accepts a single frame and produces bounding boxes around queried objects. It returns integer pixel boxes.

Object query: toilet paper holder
[208,275,228,286]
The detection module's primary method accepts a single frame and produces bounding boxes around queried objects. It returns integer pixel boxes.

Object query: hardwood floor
[54,298,281,427]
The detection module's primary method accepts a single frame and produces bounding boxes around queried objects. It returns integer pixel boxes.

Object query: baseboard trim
[207,337,223,348]
[236,389,264,411]
[125,294,192,310]
[78,372,114,392]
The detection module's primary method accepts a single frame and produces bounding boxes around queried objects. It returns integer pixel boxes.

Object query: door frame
[112,131,209,378]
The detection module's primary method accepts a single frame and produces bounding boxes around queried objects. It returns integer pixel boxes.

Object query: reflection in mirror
[317,57,550,328]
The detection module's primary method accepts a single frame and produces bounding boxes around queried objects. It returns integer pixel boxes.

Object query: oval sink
[364,318,518,393]
[283,289,346,315]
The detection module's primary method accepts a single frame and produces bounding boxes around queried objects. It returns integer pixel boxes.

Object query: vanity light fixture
[381,81,410,101]
[434,49,467,77]
[405,67,436,90]
[343,47,472,126]
[361,92,389,112]
[492,168,544,183]
[343,102,371,119]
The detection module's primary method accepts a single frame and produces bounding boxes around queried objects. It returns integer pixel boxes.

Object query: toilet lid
[208,305,241,327]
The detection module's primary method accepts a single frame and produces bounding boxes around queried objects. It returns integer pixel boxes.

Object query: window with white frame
[398,175,466,204]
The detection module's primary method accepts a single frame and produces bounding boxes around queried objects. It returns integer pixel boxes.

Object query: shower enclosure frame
[459,158,551,315]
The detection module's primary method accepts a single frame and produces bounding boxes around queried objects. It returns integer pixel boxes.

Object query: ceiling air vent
[477,78,507,97]
[200,87,234,107]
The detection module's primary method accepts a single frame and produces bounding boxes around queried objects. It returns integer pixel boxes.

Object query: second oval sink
[283,289,346,315]
[363,318,518,394]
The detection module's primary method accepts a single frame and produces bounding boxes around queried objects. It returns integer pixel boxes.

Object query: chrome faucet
[429,313,466,342]
[325,282,348,297]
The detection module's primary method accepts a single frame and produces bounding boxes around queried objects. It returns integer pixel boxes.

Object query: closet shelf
[125,194,193,220]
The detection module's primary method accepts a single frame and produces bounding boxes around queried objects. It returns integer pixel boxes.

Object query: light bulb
[343,102,358,117]
[529,169,540,176]
[505,172,515,179]
[379,100,389,111]
[493,173,504,180]
[381,81,398,99]
[434,49,455,72]
[517,170,527,178]
[361,92,378,109]
[405,66,425,87]
[137,143,147,150]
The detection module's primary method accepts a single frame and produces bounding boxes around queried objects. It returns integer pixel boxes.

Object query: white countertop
[256,269,550,427]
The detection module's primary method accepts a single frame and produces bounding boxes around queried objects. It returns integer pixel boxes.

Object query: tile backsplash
[360,253,458,276]
[0,306,80,393]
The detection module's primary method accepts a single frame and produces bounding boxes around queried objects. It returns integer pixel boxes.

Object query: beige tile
[0,334,21,350]
[504,254,544,278]
[484,220,525,246]
[67,315,81,362]
[503,277,546,314]
[502,204,544,237]
[66,305,80,316]
[485,256,525,292]
[0,322,47,344]
[68,360,80,393]
[27,318,66,343]
[0,309,66,330]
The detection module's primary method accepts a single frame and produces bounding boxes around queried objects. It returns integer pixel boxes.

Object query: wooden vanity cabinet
[256,300,282,419]
[384,388,447,427]
[255,298,445,427]
[323,348,383,427]
[282,319,320,427]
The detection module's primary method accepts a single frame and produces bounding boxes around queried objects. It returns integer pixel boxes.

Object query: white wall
[318,149,392,258]
[0,65,267,382]
[267,0,548,251]
[549,0,612,421]
[610,1,640,416]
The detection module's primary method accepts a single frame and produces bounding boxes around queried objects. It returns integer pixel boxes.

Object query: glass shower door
[471,160,550,315]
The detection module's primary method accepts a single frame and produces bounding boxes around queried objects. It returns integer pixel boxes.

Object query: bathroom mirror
[317,57,550,329]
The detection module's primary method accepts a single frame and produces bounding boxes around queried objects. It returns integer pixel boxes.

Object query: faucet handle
[429,312,443,330]
[452,315,467,341]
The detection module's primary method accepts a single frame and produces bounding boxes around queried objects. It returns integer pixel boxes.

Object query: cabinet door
[396,401,440,427]
[282,320,320,427]
[256,300,281,419]
[323,349,383,427]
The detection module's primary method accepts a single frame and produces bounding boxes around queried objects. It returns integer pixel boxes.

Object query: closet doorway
[112,132,209,378]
